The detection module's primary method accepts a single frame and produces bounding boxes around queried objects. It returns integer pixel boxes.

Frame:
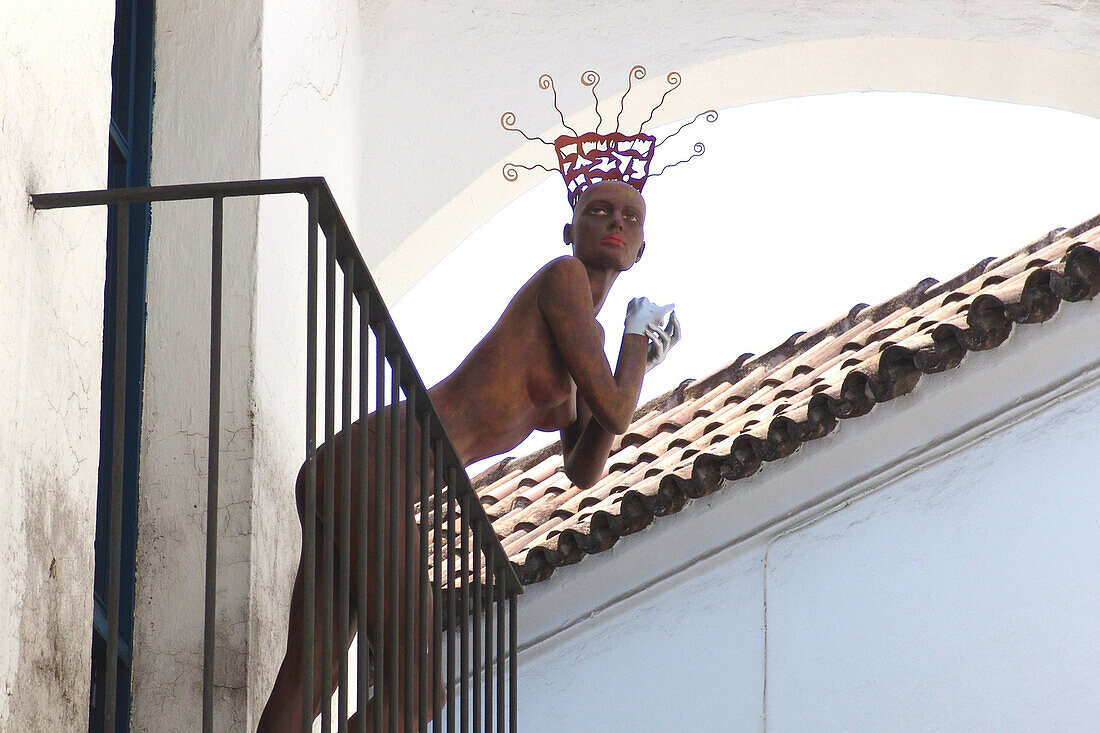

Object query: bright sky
[391,92,1100,473]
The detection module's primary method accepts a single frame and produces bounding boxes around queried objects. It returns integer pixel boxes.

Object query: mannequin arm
[537,257,648,434]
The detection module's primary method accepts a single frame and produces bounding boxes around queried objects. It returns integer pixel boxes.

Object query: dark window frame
[88,0,154,730]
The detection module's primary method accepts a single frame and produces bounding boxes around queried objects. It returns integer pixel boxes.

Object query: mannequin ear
[563,223,573,247]
[636,240,646,263]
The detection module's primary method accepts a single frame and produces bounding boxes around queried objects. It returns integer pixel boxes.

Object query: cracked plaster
[0,2,113,730]
[130,1,262,730]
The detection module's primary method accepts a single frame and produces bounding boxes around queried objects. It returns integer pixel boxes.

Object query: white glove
[645,311,681,372]
[624,297,675,335]
[624,298,681,372]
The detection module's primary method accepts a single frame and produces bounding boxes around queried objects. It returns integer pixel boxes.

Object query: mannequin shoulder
[540,254,586,279]
[535,256,590,302]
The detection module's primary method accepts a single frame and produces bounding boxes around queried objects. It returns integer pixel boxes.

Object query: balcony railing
[33,178,523,732]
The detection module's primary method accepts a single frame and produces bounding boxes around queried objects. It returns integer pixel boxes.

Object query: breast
[524,337,571,391]
[533,393,577,432]
[523,337,578,430]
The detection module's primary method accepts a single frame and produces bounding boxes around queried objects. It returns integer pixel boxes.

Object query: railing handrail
[34,176,522,732]
[32,176,324,206]
[32,177,522,592]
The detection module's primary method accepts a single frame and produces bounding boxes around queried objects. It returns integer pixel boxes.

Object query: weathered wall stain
[11,464,95,731]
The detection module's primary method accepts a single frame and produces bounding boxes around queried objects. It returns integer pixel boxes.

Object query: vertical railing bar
[338,255,354,733]
[104,202,129,733]
[431,440,445,733]
[388,355,402,728]
[417,417,431,733]
[201,196,224,732]
[355,297,371,733]
[403,391,418,729]
[472,520,482,733]
[495,565,505,733]
[446,473,519,596]
[321,215,338,733]
[459,493,470,733]
[508,594,517,733]
[302,186,321,732]
[32,182,525,731]
[446,466,458,733]
[372,326,387,733]
[484,551,494,733]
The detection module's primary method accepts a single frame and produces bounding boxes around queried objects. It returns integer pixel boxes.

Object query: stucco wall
[131,1,263,730]
[762,396,1100,731]
[248,1,371,721]
[0,2,114,730]
[514,293,1100,731]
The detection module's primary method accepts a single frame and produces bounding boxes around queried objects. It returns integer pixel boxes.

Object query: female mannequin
[258,178,679,731]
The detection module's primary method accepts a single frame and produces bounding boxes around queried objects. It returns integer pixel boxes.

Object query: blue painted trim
[92,602,133,665]
[91,0,154,730]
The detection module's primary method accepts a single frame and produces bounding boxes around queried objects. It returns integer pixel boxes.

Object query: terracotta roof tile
[471,216,1100,586]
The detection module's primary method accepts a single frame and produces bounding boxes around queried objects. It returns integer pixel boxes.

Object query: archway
[374,37,1100,303]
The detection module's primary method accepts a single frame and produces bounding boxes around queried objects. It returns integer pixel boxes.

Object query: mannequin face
[564,180,646,271]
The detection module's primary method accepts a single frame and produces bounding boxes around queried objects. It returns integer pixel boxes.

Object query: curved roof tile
[473,216,1100,586]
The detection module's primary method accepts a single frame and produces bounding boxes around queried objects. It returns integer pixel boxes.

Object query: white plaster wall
[0,2,114,730]
[514,299,1100,731]
[132,1,263,730]
[248,2,372,722]
[518,542,766,731]
[764,387,1100,730]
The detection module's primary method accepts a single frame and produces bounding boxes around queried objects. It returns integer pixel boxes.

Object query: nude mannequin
[259,179,680,730]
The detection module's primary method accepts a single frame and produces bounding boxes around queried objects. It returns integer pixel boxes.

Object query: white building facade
[514,292,1100,732]
[5,1,1100,729]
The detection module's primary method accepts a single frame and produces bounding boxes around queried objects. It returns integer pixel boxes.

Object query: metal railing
[33,178,522,732]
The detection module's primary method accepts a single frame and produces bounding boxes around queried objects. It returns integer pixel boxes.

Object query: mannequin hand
[644,311,680,372]
[624,297,675,336]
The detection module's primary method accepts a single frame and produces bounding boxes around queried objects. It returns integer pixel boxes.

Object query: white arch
[373,37,1100,302]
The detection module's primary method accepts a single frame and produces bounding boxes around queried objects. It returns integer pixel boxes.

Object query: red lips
[601,234,626,246]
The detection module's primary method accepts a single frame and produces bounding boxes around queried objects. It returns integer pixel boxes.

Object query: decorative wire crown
[501,66,717,208]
